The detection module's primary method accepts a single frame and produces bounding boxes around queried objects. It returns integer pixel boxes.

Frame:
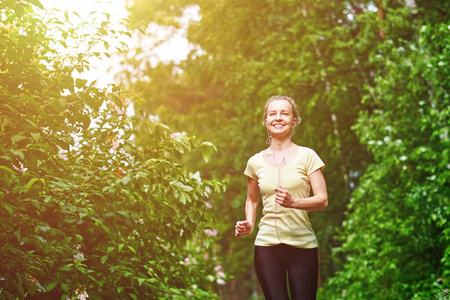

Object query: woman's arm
[235,176,260,237]
[274,168,328,211]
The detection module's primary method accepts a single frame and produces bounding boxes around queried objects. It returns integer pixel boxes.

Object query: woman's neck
[270,137,292,153]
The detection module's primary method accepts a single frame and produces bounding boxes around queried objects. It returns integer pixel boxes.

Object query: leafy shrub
[0,1,224,299]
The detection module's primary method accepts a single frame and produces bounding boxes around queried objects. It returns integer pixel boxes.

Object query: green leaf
[3,204,14,216]
[11,135,26,144]
[60,283,69,292]
[178,192,186,204]
[45,282,58,292]
[100,224,110,234]
[75,78,88,89]
[14,4,25,18]
[0,166,15,174]
[101,255,108,264]
[198,141,217,163]
[88,275,99,284]
[30,132,40,142]
[52,98,66,113]
[11,149,24,160]
[26,0,44,9]
[24,178,40,192]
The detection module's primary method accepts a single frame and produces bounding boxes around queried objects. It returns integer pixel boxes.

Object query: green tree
[0,1,224,299]
[322,7,450,300]
[121,0,449,298]
[121,0,376,297]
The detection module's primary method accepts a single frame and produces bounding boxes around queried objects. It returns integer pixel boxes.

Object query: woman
[235,96,328,300]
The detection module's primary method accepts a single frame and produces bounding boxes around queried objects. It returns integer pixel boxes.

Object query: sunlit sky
[39,0,190,88]
[40,0,127,18]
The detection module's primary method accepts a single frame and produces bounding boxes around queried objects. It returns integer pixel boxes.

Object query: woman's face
[265,100,296,137]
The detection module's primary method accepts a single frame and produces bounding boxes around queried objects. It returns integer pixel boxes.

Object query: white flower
[149,115,160,122]
[170,132,181,139]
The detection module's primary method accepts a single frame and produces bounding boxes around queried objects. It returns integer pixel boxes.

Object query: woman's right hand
[235,220,253,237]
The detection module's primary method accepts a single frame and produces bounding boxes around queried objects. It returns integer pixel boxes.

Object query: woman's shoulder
[295,145,323,163]
[247,149,266,163]
[296,145,318,154]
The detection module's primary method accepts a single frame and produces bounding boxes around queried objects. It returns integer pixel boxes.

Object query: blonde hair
[263,96,301,125]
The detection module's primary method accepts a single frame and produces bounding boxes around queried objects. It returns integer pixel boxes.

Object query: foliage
[121,0,449,298]
[0,1,224,299]
[121,0,376,297]
[321,12,450,300]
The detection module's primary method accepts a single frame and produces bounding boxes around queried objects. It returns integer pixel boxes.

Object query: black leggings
[254,244,318,300]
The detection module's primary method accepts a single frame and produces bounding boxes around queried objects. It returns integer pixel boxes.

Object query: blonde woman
[235,96,328,300]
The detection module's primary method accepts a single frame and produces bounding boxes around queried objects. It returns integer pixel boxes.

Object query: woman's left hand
[274,186,296,208]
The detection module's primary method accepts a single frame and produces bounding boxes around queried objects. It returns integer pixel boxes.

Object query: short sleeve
[305,149,325,176]
[244,156,258,180]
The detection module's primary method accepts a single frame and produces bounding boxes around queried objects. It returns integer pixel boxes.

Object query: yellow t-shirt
[244,146,325,248]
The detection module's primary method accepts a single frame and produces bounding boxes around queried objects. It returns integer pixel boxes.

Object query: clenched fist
[235,220,253,237]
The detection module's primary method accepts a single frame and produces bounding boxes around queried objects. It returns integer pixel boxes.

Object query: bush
[0,1,224,299]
